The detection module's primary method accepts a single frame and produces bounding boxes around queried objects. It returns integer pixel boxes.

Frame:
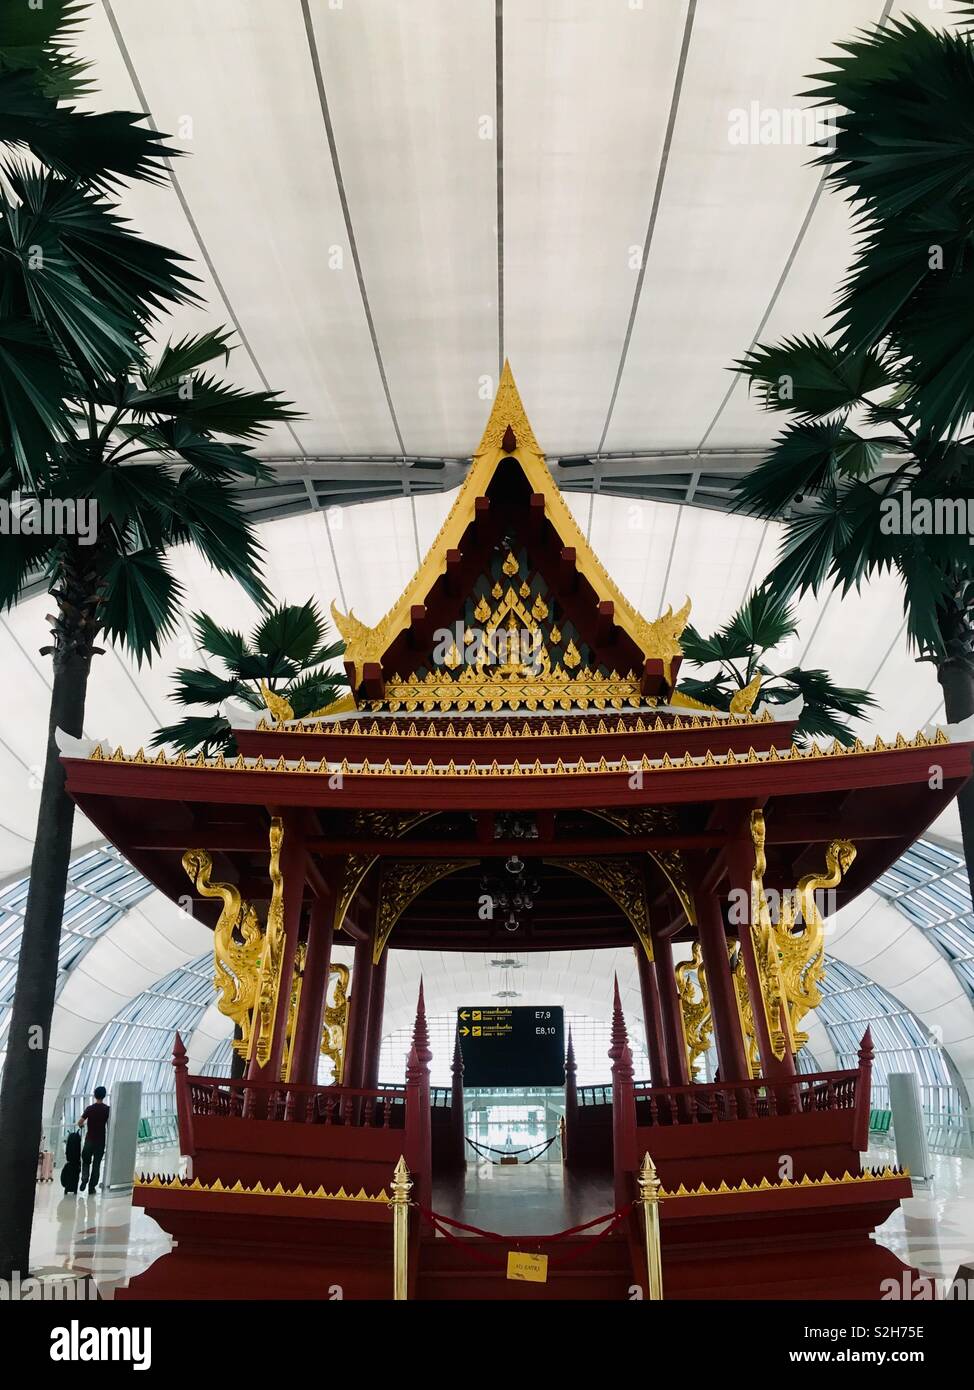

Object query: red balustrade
[187,1076,407,1128]
[629,1068,859,1126]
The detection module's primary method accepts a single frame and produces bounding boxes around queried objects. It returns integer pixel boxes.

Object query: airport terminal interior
[2,0,974,1317]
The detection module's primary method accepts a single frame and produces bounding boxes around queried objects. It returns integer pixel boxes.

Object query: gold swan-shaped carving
[675,942,713,1080]
[252,817,286,1067]
[181,849,264,1059]
[776,838,856,1050]
[320,963,350,1083]
[749,809,791,1061]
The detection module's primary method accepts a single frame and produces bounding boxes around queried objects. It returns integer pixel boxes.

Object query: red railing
[187,1076,408,1129]
[630,1069,858,1125]
[571,1069,859,1125]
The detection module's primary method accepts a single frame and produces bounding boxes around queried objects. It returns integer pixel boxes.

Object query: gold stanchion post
[637,1151,664,1300]
[391,1155,412,1300]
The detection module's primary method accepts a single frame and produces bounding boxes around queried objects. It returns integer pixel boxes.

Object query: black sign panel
[457,1006,565,1087]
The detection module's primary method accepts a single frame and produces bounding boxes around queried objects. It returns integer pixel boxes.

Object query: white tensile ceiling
[75,0,939,466]
[1,0,962,882]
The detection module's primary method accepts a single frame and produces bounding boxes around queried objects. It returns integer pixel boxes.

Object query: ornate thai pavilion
[60,368,972,1299]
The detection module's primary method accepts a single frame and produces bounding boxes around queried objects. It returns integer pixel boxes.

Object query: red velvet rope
[415,1202,632,1270]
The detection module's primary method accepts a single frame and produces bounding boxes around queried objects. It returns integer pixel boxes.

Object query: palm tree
[0,6,296,1279]
[152,602,347,756]
[1,1,192,474]
[732,15,974,894]
[0,325,294,1281]
[677,586,875,746]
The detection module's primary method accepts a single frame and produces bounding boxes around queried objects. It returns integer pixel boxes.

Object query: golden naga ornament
[748,809,791,1061]
[775,838,856,1050]
[320,962,350,1083]
[729,941,761,1078]
[729,672,762,715]
[252,817,287,1067]
[260,682,295,724]
[675,943,713,1080]
[182,849,264,1059]
[281,941,307,1082]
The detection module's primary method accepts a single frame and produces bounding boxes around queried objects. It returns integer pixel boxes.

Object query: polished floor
[25,1141,974,1297]
[433,1157,615,1235]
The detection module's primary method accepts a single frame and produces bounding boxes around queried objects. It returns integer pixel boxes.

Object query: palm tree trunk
[0,645,92,1280]
[937,662,974,901]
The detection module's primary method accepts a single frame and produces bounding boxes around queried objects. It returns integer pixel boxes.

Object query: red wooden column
[694,887,749,1084]
[247,812,307,1083]
[726,840,797,1082]
[649,924,689,1088]
[345,934,375,1090]
[608,979,637,1211]
[634,945,669,1088]
[363,948,389,1089]
[289,894,333,1087]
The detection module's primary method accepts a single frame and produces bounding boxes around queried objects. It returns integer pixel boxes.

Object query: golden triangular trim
[330,361,690,695]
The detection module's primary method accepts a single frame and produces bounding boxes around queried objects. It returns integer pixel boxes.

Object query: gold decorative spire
[330,362,692,697]
[472,359,544,458]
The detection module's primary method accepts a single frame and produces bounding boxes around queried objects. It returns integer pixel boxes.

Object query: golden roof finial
[473,360,543,459]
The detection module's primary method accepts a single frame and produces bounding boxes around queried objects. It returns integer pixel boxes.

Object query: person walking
[77,1087,110,1195]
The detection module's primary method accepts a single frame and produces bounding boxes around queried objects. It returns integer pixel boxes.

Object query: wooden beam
[361,662,385,701]
[408,604,431,649]
[595,600,616,646]
[445,548,463,594]
[529,493,545,534]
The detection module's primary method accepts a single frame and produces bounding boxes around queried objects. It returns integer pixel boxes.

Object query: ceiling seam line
[596,0,697,455]
[924,699,946,727]
[321,508,349,613]
[0,819,35,845]
[300,0,407,456]
[862,618,908,692]
[695,179,826,452]
[655,505,685,619]
[794,588,834,667]
[106,646,165,727]
[739,519,771,605]
[495,0,505,380]
[100,0,308,461]
[694,0,895,453]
